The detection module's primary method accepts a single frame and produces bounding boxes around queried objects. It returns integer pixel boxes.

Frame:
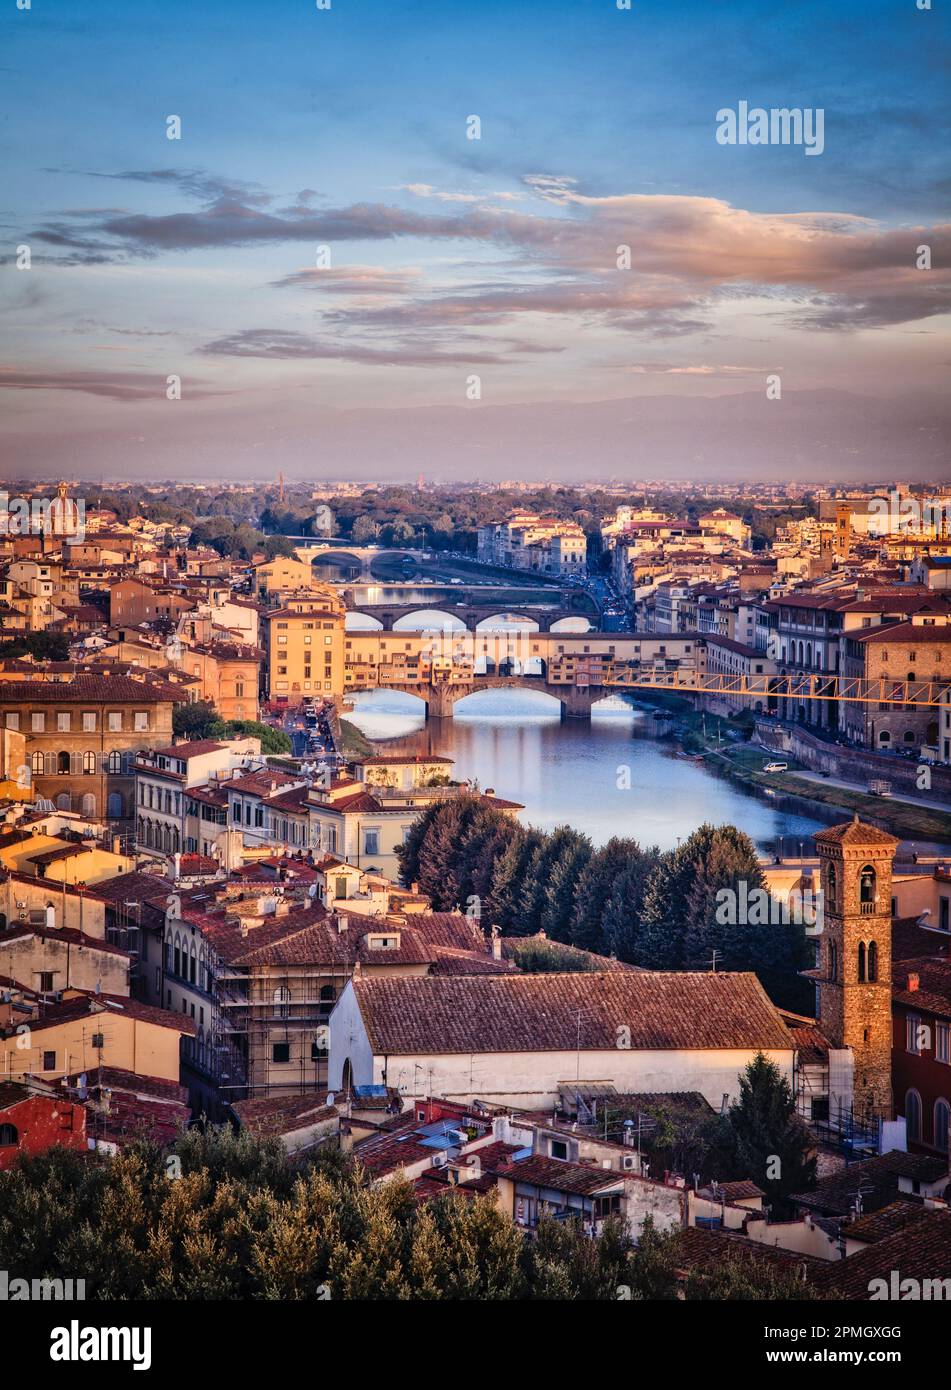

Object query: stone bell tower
[814,815,898,1124]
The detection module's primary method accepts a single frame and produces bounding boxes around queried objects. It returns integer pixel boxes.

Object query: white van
[763,760,788,773]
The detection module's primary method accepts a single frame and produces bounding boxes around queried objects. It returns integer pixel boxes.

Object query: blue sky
[2,0,949,478]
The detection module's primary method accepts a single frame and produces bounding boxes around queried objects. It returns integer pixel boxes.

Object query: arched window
[56,792,71,811]
[107,792,123,818]
[857,941,867,982]
[859,864,876,913]
[319,985,337,1004]
[867,940,878,982]
[0,1123,17,1146]
[81,793,95,817]
[826,860,837,909]
[273,985,291,1019]
[31,750,43,774]
[829,940,838,981]
[108,750,122,773]
[83,751,96,774]
[906,1089,922,1143]
[935,1099,950,1153]
[57,750,70,774]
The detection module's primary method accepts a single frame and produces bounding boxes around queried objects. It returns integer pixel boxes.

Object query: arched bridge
[377,673,605,719]
[345,604,597,632]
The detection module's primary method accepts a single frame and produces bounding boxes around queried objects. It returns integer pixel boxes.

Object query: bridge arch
[344,611,384,631]
[474,612,540,632]
[549,615,592,633]
[393,608,466,631]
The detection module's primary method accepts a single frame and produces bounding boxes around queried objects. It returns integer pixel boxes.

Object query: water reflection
[345,688,826,853]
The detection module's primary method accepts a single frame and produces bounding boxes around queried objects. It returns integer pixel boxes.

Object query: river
[345,687,827,855]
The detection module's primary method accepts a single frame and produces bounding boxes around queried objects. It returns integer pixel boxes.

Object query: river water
[345,688,827,854]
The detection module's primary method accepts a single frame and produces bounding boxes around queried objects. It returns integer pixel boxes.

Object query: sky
[1,0,950,481]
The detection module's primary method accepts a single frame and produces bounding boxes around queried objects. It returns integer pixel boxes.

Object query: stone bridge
[345,603,598,632]
[374,673,613,718]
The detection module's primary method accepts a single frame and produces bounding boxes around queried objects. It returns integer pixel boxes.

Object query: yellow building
[264,591,346,706]
[1,992,195,1085]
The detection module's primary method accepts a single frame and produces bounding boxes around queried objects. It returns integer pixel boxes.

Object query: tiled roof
[233,1094,338,1138]
[0,675,182,702]
[841,1198,927,1245]
[892,956,951,1018]
[149,740,227,759]
[27,991,197,1037]
[352,970,794,1056]
[814,817,900,848]
[500,1154,622,1195]
[791,1150,948,1218]
[819,1208,951,1299]
[672,1227,824,1285]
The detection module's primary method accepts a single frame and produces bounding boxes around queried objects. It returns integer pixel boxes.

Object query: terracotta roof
[233,1093,338,1138]
[892,956,951,1018]
[673,1227,824,1285]
[819,1208,951,1299]
[814,816,900,848]
[149,740,227,759]
[0,923,130,958]
[791,1150,948,1218]
[0,675,182,702]
[501,1154,623,1195]
[351,970,794,1056]
[26,990,197,1037]
[841,1198,927,1245]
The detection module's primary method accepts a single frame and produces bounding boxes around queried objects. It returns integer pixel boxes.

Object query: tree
[570,838,652,955]
[223,719,292,755]
[173,700,222,741]
[599,849,660,963]
[518,828,589,935]
[636,824,764,972]
[351,515,378,544]
[485,828,544,930]
[728,1054,816,1214]
[0,631,71,662]
[539,833,594,942]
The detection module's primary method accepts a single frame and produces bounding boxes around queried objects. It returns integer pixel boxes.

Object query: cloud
[28,173,951,338]
[399,183,523,203]
[0,367,228,401]
[269,264,422,295]
[197,327,549,367]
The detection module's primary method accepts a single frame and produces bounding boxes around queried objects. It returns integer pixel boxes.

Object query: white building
[328,970,796,1109]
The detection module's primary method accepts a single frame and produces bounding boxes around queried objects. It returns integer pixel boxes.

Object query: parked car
[763,761,788,773]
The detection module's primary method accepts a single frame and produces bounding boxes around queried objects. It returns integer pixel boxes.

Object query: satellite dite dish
[308,883,318,898]
[326,1093,335,1108]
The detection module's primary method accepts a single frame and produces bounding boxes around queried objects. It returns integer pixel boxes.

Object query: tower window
[859,864,877,914]
[867,940,878,982]
[857,941,867,982]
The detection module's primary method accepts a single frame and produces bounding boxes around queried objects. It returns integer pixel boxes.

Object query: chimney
[338,914,349,934]
[490,924,502,960]
[908,972,920,992]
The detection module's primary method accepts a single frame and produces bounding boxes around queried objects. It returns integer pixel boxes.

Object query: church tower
[814,815,898,1125]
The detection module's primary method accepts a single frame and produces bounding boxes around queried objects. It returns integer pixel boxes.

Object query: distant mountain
[9,389,950,483]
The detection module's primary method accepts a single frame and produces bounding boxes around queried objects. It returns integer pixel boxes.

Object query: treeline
[397,795,813,1011]
[0,1118,816,1300]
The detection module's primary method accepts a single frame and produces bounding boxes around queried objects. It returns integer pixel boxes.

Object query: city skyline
[2,0,949,479]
